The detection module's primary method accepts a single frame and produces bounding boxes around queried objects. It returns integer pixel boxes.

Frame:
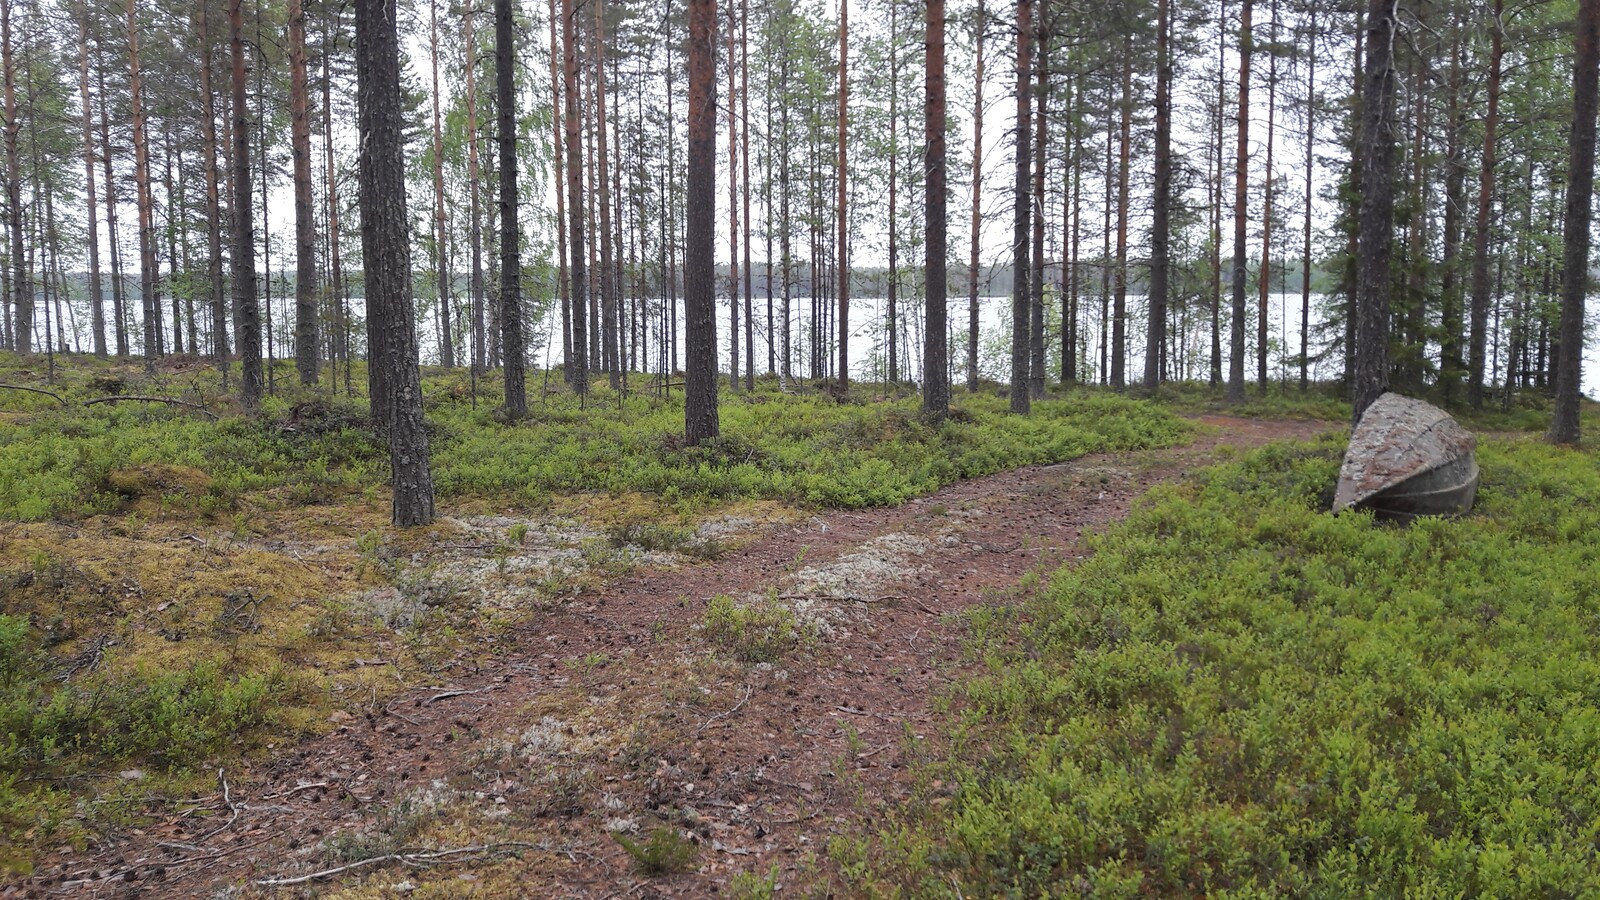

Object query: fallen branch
[0,383,66,405]
[252,842,541,887]
[263,780,332,801]
[193,769,240,843]
[835,705,896,722]
[965,540,1023,553]
[83,395,219,419]
[698,683,753,733]
[779,594,906,605]
[425,685,497,705]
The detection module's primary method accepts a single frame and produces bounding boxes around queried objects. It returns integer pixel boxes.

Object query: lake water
[418,290,1599,396]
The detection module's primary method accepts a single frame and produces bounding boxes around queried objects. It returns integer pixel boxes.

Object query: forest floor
[9,413,1329,899]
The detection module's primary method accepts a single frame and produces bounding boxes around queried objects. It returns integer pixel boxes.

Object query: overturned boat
[1333,392,1480,522]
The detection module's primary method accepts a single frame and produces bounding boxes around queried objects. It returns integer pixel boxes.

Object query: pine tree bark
[1112,37,1131,390]
[779,23,792,382]
[4,0,28,355]
[1145,0,1171,389]
[1467,0,1503,410]
[1256,0,1277,393]
[1028,20,1045,400]
[97,63,126,358]
[128,0,158,369]
[685,0,719,442]
[229,0,263,406]
[923,0,948,419]
[563,0,589,393]
[1299,5,1316,392]
[429,0,453,370]
[1008,0,1031,413]
[1065,72,1081,384]
[356,0,436,526]
[77,6,105,358]
[1227,0,1252,403]
[1550,0,1600,444]
[198,4,228,376]
[1351,0,1399,424]
[595,0,619,388]
[1210,0,1226,386]
[548,0,570,373]
[290,0,318,383]
[886,0,899,386]
[496,0,527,415]
[741,0,753,391]
[324,28,350,392]
[466,0,487,376]
[726,1,741,390]
[966,0,984,390]
[835,0,849,391]
[1438,19,1465,402]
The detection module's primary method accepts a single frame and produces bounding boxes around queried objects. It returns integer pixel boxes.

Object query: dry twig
[698,683,753,733]
[252,842,541,886]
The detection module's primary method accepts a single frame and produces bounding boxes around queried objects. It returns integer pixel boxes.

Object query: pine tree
[355,0,436,526]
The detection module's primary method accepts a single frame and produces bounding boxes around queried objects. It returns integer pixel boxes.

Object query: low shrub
[862,432,1600,895]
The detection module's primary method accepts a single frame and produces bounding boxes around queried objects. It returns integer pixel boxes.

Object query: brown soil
[12,416,1329,900]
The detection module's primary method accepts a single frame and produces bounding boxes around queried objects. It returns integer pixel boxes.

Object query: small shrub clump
[701,594,809,663]
[614,826,700,875]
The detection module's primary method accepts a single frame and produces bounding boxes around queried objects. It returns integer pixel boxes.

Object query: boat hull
[1334,393,1479,522]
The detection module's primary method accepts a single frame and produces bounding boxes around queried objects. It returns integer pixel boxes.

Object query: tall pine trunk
[563,0,589,393]
[290,0,318,383]
[1438,20,1465,402]
[923,0,948,418]
[1008,0,1031,413]
[548,0,570,374]
[741,0,753,391]
[1550,0,1600,443]
[887,0,899,386]
[1256,0,1277,393]
[1111,38,1131,390]
[835,0,848,390]
[4,0,27,355]
[1351,0,1399,423]
[77,6,105,358]
[725,1,740,390]
[1299,5,1316,391]
[1028,21,1045,400]
[1467,0,1503,409]
[497,0,526,415]
[1226,0,1252,403]
[229,0,263,406]
[1209,0,1226,386]
[323,27,349,393]
[356,0,436,526]
[128,0,157,369]
[97,63,126,358]
[685,0,719,442]
[429,0,453,370]
[966,0,983,390]
[1145,0,1171,389]
[595,0,618,388]
[199,4,228,376]
[466,1,487,376]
